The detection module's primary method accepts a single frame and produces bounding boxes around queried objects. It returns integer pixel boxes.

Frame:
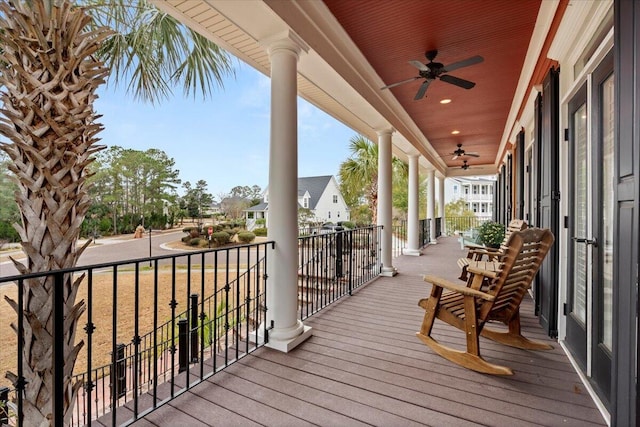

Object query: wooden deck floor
[128,236,606,427]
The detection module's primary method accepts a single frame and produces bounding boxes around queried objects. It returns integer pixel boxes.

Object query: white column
[438,176,445,236]
[405,154,421,256]
[427,169,436,243]
[377,129,397,276]
[263,32,312,352]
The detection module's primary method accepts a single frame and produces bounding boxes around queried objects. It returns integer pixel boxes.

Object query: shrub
[212,231,231,245]
[339,221,355,229]
[477,221,505,248]
[253,227,267,237]
[181,236,191,243]
[190,237,202,246]
[237,231,256,243]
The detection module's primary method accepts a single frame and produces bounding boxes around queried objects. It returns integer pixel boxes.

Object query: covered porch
[126,236,605,427]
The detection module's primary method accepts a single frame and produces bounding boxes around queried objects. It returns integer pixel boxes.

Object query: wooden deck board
[132,236,606,427]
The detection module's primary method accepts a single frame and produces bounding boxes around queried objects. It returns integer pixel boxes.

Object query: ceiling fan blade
[414,79,431,100]
[466,152,480,157]
[452,154,459,160]
[442,55,484,73]
[381,76,420,90]
[409,60,429,71]
[440,74,476,89]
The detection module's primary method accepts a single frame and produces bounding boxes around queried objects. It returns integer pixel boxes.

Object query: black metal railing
[298,226,382,320]
[418,219,431,247]
[0,241,272,426]
[391,222,406,257]
[435,217,442,238]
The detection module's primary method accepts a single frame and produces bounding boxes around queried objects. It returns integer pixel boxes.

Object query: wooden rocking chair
[457,219,527,281]
[417,228,555,375]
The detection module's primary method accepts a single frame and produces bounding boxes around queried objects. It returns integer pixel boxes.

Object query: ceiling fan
[451,143,480,160]
[461,160,471,170]
[381,50,484,100]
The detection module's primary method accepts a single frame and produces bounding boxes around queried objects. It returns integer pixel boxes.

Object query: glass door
[566,87,588,368]
[565,53,613,408]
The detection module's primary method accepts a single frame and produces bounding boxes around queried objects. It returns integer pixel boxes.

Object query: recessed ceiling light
[440,99,452,104]
[451,130,460,135]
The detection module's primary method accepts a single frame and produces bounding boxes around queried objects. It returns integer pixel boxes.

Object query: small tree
[445,199,476,232]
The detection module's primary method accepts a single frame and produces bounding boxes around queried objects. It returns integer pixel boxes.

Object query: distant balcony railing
[443,215,492,235]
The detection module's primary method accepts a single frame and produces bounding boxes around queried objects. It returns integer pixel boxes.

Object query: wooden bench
[457,219,527,281]
[417,228,555,375]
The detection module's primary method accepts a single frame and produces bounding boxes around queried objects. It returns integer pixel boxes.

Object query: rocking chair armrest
[467,264,500,279]
[423,275,495,301]
[468,247,501,256]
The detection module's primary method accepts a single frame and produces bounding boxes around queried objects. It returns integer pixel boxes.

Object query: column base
[380,266,398,277]
[404,249,422,256]
[263,320,313,352]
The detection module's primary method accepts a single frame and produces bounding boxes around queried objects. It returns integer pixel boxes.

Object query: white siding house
[445,176,496,217]
[244,175,350,230]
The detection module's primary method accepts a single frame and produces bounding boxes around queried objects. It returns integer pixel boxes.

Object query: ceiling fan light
[440,98,452,104]
[451,130,460,135]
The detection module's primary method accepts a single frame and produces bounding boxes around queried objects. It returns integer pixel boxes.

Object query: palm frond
[81,0,235,103]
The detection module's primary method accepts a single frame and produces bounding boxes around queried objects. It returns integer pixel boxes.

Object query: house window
[472,185,478,195]
[481,186,487,195]
[328,211,331,219]
[303,198,308,208]
[464,187,469,195]
[248,212,254,219]
[453,185,458,192]
[480,204,486,213]
[333,195,338,203]
[337,211,340,218]
[472,203,478,213]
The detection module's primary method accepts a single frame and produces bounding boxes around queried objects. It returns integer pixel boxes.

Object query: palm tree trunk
[0,0,110,424]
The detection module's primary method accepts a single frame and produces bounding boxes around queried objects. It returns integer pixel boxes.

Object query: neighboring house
[445,176,496,217]
[202,202,222,216]
[245,175,350,230]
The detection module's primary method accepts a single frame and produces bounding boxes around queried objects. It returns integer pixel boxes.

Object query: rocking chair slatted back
[417,228,555,375]
[479,229,554,322]
[457,219,527,281]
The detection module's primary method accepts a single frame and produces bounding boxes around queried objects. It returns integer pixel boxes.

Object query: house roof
[245,202,268,212]
[244,175,336,213]
[298,175,333,209]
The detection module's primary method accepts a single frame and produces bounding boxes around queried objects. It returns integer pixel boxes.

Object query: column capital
[376,128,394,137]
[262,30,309,59]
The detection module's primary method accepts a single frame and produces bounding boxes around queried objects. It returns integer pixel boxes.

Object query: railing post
[52,272,64,426]
[0,386,9,424]
[348,229,354,295]
[113,343,126,399]
[336,229,343,278]
[178,319,188,373]
[190,294,198,362]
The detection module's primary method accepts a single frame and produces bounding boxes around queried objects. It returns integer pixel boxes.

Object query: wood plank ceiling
[324,0,542,170]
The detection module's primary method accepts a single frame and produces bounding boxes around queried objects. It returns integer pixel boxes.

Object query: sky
[94,60,358,198]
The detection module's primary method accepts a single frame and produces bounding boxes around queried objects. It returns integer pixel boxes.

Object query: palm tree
[0,0,233,424]
[339,135,407,224]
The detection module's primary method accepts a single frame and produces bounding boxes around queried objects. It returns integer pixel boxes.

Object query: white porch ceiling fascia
[151,0,446,176]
